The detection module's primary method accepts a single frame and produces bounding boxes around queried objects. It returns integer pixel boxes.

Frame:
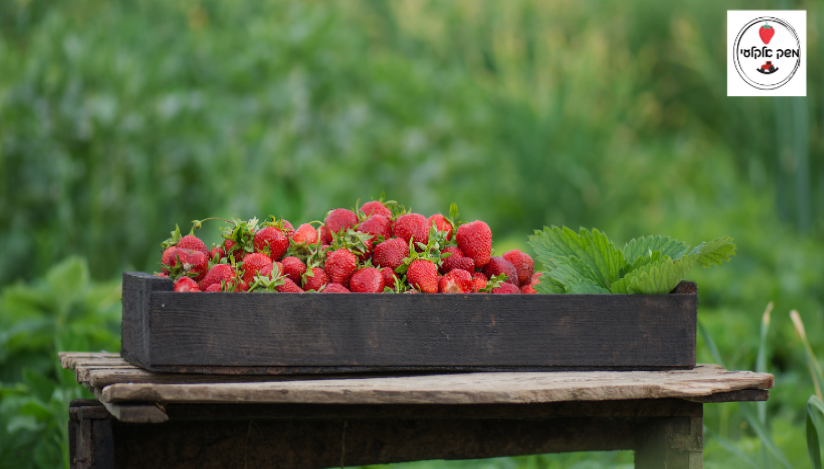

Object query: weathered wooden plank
[686,389,768,403]
[92,388,169,424]
[99,365,773,405]
[121,272,698,372]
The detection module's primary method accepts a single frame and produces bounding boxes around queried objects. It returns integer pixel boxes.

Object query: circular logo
[733,16,801,90]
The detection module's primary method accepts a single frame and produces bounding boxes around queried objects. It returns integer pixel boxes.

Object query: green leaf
[622,235,689,265]
[528,226,626,289]
[690,236,736,267]
[807,395,824,469]
[533,274,565,294]
[609,255,698,294]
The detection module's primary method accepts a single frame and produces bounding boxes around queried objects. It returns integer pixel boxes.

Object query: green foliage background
[1,0,822,467]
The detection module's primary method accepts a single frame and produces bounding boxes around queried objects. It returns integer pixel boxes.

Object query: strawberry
[492,283,521,294]
[223,239,244,262]
[254,226,288,261]
[199,264,235,291]
[321,283,350,293]
[456,220,492,268]
[172,249,208,281]
[440,247,475,274]
[482,257,518,285]
[427,214,453,241]
[361,200,393,218]
[373,238,409,270]
[234,280,250,292]
[502,249,534,285]
[281,256,307,284]
[302,267,330,291]
[438,269,473,293]
[174,277,200,292]
[324,209,358,243]
[406,259,439,293]
[759,23,775,45]
[349,267,385,293]
[521,272,543,294]
[393,213,429,248]
[209,244,225,262]
[205,283,222,292]
[291,223,319,245]
[381,267,397,289]
[161,246,179,274]
[324,249,358,286]
[177,235,208,256]
[471,272,488,292]
[357,214,392,242]
[155,272,169,278]
[521,284,538,294]
[242,252,274,283]
[275,278,304,293]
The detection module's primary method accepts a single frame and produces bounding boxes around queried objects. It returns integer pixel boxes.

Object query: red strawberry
[521,284,538,294]
[393,213,429,248]
[471,272,488,292]
[302,267,330,291]
[223,239,245,262]
[161,246,179,274]
[174,276,200,292]
[427,214,453,241]
[234,280,249,292]
[209,244,225,262]
[324,249,358,285]
[502,250,534,285]
[291,223,319,245]
[275,278,304,293]
[521,272,543,294]
[254,226,288,261]
[178,249,208,281]
[439,269,473,293]
[407,259,439,293]
[492,283,521,294]
[242,252,273,283]
[380,267,397,289]
[358,214,392,242]
[280,219,295,233]
[319,225,331,244]
[361,200,392,218]
[372,238,409,270]
[441,247,475,274]
[349,267,385,293]
[281,256,306,284]
[205,284,222,292]
[456,220,492,268]
[482,257,518,285]
[321,283,351,293]
[324,209,358,242]
[177,234,208,256]
[199,264,235,291]
[759,23,775,44]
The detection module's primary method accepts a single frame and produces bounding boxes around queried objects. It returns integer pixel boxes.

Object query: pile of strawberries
[158,198,542,294]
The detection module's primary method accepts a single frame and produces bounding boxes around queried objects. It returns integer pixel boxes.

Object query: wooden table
[61,352,773,469]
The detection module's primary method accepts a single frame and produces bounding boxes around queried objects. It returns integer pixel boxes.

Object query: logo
[728,11,806,97]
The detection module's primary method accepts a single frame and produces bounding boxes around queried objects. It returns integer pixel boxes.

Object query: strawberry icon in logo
[759,23,775,44]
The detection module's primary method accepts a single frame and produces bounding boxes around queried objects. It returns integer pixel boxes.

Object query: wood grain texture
[120,272,698,372]
[98,364,772,405]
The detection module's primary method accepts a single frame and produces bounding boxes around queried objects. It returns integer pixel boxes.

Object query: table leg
[635,413,703,469]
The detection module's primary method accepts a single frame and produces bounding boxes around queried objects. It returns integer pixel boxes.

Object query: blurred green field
[1,0,823,467]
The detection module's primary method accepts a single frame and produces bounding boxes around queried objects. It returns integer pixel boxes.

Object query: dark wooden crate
[121,272,697,375]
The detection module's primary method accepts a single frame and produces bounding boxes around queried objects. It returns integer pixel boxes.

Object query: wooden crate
[121,272,697,375]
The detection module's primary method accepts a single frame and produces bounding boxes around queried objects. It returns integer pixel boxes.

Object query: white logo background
[728,10,806,97]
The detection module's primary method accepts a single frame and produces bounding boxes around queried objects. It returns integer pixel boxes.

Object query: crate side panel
[121,272,172,368]
[147,292,696,368]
